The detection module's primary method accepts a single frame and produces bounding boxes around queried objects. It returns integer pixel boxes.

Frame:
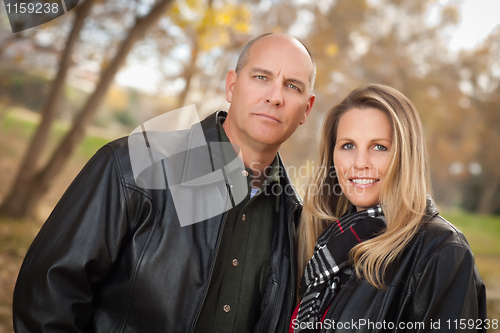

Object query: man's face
[225,35,315,150]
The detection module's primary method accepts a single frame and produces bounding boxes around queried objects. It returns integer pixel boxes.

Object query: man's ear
[300,94,316,125]
[226,70,238,103]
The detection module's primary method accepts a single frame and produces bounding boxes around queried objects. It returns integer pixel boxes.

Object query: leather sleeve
[406,244,487,332]
[13,145,131,332]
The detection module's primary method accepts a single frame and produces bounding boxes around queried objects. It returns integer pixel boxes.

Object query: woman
[291,84,487,332]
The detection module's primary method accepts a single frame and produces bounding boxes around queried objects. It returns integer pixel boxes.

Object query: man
[13,33,316,333]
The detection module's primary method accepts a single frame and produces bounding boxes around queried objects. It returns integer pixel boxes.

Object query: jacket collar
[179,111,236,186]
[181,110,302,206]
[424,195,439,220]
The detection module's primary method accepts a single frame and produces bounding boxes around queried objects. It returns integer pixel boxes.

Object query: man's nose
[266,82,283,106]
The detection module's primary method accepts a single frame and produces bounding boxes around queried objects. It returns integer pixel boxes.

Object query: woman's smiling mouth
[349,178,379,186]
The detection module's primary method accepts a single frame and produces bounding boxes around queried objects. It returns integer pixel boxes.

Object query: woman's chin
[347,196,379,211]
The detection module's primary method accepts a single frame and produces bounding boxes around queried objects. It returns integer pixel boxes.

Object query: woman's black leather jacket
[299,210,487,333]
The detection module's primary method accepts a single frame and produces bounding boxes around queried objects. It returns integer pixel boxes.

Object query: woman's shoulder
[419,215,470,248]
[409,215,474,267]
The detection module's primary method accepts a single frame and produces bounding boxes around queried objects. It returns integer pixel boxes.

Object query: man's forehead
[246,35,314,83]
[251,35,311,62]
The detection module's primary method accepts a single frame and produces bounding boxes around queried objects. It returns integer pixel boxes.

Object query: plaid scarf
[295,206,386,332]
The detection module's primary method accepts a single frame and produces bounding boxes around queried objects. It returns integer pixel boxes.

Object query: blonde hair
[297,84,431,289]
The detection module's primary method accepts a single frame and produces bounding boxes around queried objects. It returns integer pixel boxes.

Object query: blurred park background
[0,0,499,331]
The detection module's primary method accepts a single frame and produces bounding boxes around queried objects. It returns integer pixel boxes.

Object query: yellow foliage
[325,43,339,57]
[105,86,129,111]
[169,0,251,51]
[168,0,206,29]
[234,22,248,33]
[186,0,199,9]
[199,4,251,50]
[216,12,231,25]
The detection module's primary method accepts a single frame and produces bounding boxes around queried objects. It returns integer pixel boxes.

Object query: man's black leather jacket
[13,111,302,333]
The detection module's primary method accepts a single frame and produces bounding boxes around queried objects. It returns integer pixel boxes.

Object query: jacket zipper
[259,202,300,331]
[284,204,300,326]
[189,185,230,333]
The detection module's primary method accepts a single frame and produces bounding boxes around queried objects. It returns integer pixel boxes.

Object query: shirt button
[232,259,238,267]
[223,304,231,313]
[242,170,249,177]
[242,214,246,221]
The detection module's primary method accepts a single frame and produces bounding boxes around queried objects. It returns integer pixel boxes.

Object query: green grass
[441,211,500,256]
[1,110,112,159]
[78,135,111,158]
[1,112,38,140]
[0,217,39,255]
[441,211,500,282]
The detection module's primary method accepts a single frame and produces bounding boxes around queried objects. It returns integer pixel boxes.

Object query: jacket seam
[118,197,159,333]
[189,211,228,333]
[122,181,154,200]
[268,202,301,331]
[107,144,160,333]
[435,215,468,247]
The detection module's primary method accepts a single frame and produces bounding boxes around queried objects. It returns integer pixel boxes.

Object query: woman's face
[333,107,393,211]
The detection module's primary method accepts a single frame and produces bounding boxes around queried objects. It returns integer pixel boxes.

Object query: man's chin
[248,134,284,149]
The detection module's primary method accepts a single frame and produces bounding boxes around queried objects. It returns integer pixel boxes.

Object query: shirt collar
[218,113,281,212]
[217,113,280,187]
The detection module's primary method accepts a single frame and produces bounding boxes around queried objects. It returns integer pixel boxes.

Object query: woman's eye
[342,143,354,150]
[374,144,387,151]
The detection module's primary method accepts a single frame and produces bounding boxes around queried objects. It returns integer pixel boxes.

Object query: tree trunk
[175,0,214,109]
[176,42,200,109]
[0,0,175,218]
[477,177,500,214]
[0,0,95,218]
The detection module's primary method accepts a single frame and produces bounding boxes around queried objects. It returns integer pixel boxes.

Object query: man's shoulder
[275,157,303,209]
[96,111,222,189]
[104,136,129,152]
[100,136,131,164]
[85,136,136,186]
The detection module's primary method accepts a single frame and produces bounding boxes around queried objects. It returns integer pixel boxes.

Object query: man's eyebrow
[249,67,307,91]
[249,67,273,76]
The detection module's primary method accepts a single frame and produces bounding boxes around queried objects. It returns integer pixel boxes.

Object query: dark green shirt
[193,114,280,333]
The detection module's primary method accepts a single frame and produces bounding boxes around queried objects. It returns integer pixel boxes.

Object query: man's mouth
[255,113,281,123]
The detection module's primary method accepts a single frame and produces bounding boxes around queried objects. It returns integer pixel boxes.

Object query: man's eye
[374,144,387,151]
[342,143,354,150]
[286,83,299,91]
[255,75,266,80]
